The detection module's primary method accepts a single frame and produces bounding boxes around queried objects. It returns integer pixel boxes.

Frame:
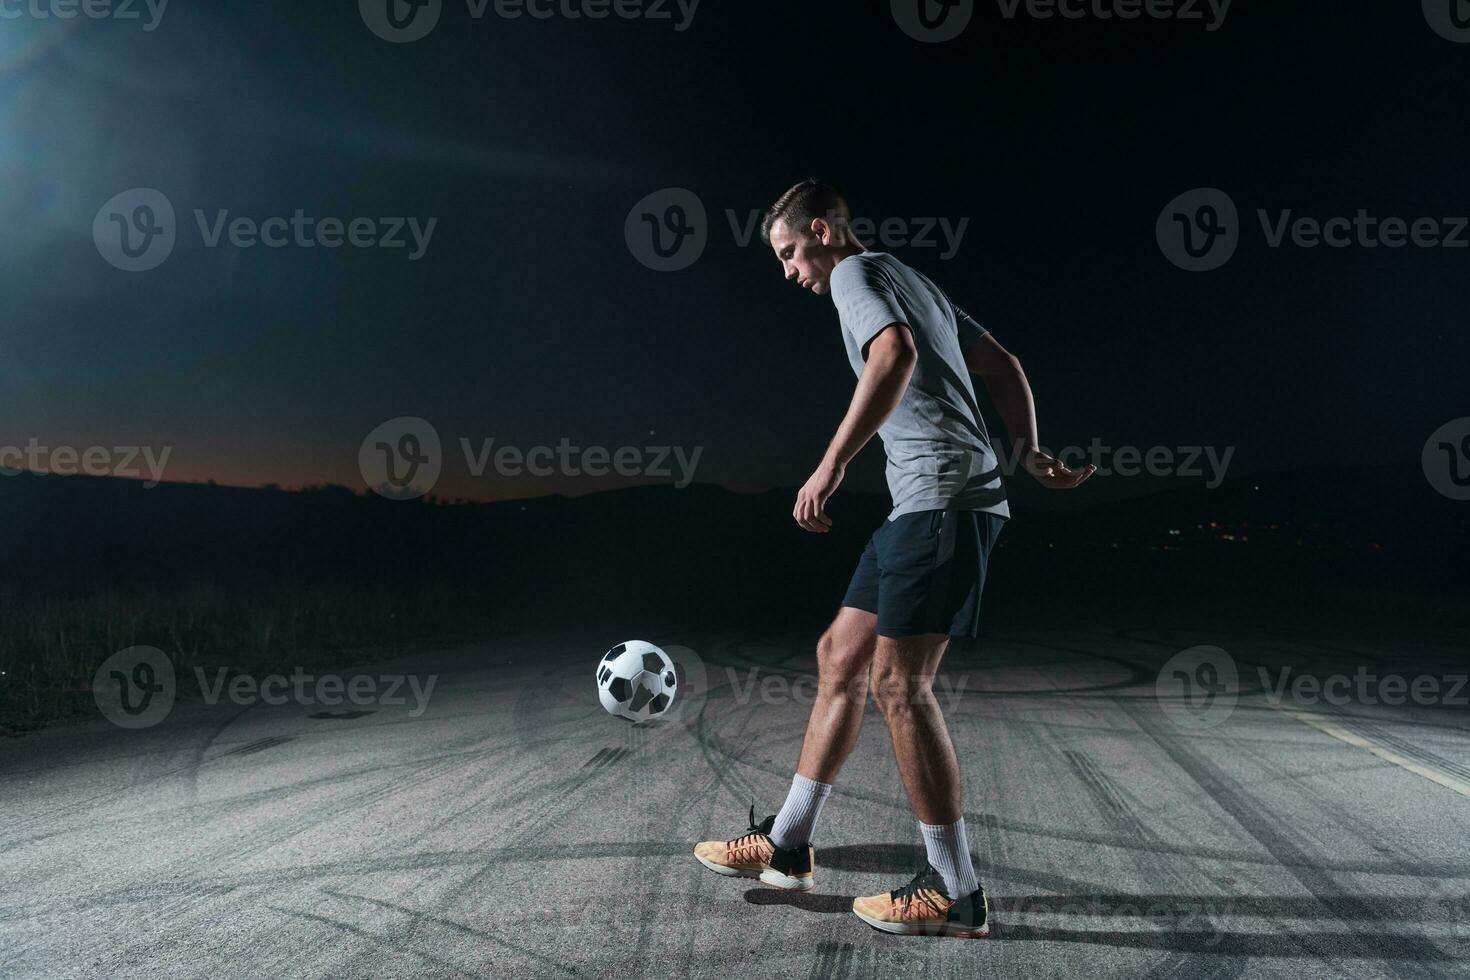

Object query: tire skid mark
[222,735,295,757]
[264,902,487,980]
[1048,720,1237,968]
[322,889,581,979]
[1,737,528,858]
[805,940,854,980]
[1116,696,1447,971]
[1348,719,1470,784]
[978,811,1006,870]
[667,660,1470,877]
[583,747,630,770]
[1063,749,1152,841]
[1,702,258,846]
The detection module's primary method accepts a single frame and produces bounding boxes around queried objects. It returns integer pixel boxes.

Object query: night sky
[2,1,1465,503]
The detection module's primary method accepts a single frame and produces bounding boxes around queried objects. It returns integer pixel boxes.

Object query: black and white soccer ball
[596,640,676,722]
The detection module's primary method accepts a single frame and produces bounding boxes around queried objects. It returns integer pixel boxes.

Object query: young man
[692,179,1094,937]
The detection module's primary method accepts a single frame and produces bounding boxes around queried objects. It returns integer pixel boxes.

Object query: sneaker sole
[852,906,990,938]
[694,853,816,892]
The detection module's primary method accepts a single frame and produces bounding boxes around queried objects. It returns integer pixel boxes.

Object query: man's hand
[794,459,845,532]
[1025,449,1096,489]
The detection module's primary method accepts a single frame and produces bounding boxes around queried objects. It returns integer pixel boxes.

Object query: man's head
[762,178,864,296]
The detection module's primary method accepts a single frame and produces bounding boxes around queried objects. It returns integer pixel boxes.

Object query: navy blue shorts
[840,509,1005,639]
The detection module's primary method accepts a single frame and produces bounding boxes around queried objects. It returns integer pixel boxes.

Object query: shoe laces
[725,804,771,863]
[890,862,951,919]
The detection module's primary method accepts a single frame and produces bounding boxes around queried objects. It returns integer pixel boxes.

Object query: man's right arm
[963,333,1095,489]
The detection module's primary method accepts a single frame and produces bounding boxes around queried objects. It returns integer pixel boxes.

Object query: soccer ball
[596,640,677,722]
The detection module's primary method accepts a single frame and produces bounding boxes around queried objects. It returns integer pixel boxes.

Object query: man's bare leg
[795,605,879,783]
[870,632,980,898]
[870,632,960,822]
[765,606,878,850]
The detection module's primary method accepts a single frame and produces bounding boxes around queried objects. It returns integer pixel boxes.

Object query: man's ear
[809,217,830,244]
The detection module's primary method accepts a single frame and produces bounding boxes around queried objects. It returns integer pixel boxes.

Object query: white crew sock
[919,817,980,898]
[768,774,831,849]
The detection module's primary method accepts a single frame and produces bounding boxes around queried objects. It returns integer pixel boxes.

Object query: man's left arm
[793,324,916,533]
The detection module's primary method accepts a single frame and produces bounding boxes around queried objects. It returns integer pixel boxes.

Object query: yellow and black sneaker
[852,862,990,938]
[693,805,816,891]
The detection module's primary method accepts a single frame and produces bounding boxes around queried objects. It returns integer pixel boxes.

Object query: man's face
[769,218,839,296]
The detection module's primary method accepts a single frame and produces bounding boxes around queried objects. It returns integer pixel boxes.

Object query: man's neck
[830,242,868,269]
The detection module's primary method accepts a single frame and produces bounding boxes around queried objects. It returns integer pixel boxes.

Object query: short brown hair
[761,178,851,243]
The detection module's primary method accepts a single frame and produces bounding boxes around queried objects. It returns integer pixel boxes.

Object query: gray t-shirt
[829,251,1009,522]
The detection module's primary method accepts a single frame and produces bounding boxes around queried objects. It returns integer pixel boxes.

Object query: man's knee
[871,664,931,715]
[817,626,874,695]
[870,639,944,716]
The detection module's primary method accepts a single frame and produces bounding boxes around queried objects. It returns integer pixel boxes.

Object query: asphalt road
[2,620,1468,979]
